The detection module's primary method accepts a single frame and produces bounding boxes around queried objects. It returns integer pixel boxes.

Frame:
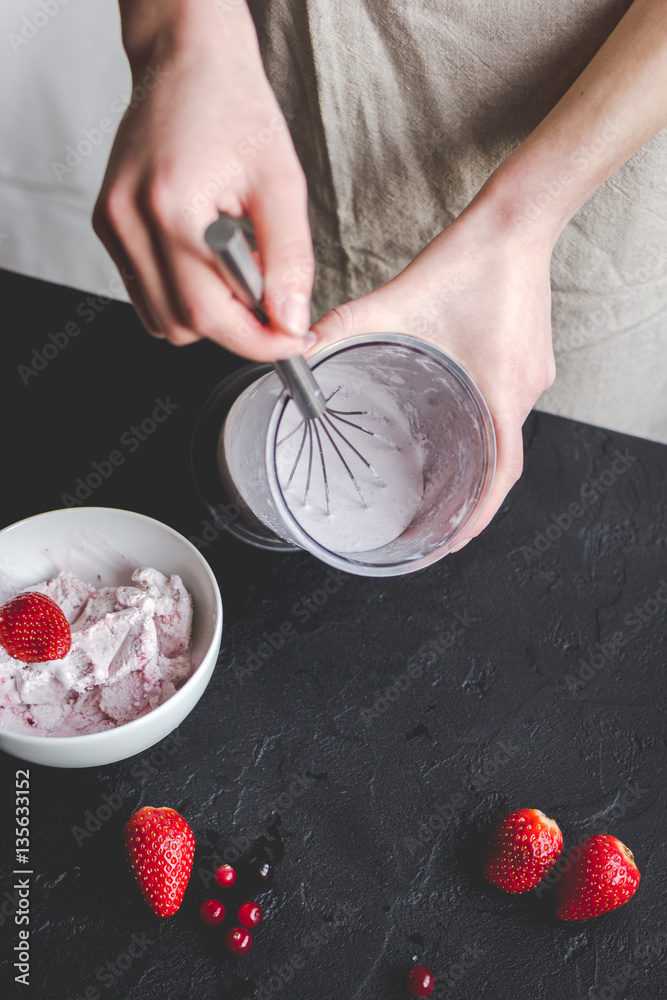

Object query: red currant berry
[214,864,237,888]
[407,966,435,998]
[238,901,263,928]
[199,899,226,926]
[226,926,253,956]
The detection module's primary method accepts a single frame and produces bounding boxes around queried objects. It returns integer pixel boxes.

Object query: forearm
[481,0,667,250]
[116,0,259,68]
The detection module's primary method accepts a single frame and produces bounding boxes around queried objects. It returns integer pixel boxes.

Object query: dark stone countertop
[0,269,665,1000]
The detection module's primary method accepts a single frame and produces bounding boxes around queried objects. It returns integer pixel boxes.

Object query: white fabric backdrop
[0,0,130,299]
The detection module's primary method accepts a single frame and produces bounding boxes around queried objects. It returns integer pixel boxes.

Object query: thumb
[311,284,405,349]
[310,301,358,346]
[249,172,314,338]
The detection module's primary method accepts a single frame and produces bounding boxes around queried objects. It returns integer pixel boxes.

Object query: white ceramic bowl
[0,508,222,768]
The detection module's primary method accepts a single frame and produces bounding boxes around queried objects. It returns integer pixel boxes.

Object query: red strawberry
[123,807,195,917]
[0,591,71,663]
[483,808,563,893]
[555,834,640,920]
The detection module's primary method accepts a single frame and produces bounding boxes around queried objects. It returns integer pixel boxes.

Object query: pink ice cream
[0,568,193,736]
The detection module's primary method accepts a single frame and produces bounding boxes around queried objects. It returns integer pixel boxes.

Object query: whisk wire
[278,420,306,448]
[312,421,330,514]
[318,419,369,508]
[278,383,397,514]
[286,422,308,488]
[326,410,399,451]
[304,422,315,505]
[322,413,386,488]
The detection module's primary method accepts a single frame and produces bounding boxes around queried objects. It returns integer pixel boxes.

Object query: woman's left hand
[310,194,557,549]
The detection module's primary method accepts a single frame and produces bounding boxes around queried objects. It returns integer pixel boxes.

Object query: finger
[155,226,318,360]
[94,186,201,346]
[452,413,524,550]
[92,210,165,339]
[248,167,315,337]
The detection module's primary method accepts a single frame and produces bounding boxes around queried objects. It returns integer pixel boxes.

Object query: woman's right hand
[93,0,315,359]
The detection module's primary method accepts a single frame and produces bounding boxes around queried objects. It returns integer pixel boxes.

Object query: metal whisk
[205,215,395,512]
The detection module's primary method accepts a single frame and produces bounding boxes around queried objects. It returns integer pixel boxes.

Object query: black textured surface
[1,268,666,1000]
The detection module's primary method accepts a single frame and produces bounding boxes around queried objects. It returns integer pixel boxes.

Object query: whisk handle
[273,357,325,420]
[204,214,265,315]
[204,214,325,420]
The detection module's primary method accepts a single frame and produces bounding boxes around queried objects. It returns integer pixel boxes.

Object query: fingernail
[283,331,318,356]
[277,293,311,336]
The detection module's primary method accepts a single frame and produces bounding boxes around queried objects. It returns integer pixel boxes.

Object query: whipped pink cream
[0,568,193,736]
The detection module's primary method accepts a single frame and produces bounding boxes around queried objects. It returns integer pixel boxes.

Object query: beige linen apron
[247,0,667,443]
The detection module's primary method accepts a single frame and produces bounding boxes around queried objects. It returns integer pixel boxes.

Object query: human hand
[93,0,314,360]
[310,195,556,548]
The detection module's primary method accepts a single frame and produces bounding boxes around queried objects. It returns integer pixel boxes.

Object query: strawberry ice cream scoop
[0,568,193,736]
